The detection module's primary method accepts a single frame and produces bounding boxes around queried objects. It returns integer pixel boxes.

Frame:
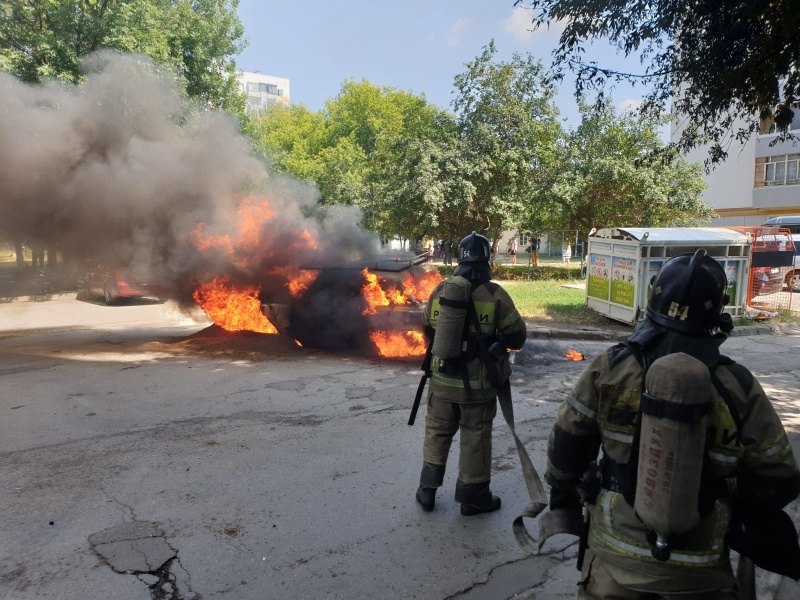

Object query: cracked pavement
[1,296,798,599]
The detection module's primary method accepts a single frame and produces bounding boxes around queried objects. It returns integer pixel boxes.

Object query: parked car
[84,264,166,304]
[751,266,784,296]
[785,235,800,292]
[762,215,800,235]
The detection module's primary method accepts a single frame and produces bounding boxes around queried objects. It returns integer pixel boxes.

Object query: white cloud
[503,8,566,43]
[618,98,643,112]
[504,7,535,42]
[447,18,473,47]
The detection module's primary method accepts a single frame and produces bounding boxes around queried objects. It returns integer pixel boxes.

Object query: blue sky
[235,1,649,130]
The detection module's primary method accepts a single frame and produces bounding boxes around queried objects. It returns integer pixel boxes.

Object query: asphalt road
[1,295,799,600]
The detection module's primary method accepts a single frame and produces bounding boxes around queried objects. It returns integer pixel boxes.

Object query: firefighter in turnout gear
[545,249,800,598]
[416,232,527,515]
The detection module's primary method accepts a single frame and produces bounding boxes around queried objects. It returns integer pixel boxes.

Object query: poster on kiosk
[585,227,750,325]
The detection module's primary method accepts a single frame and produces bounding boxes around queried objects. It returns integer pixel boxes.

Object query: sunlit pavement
[0,295,798,600]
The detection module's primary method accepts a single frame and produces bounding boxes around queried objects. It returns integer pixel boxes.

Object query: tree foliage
[549,101,712,237]
[0,0,246,111]
[366,112,476,243]
[248,54,708,246]
[452,41,562,251]
[514,0,800,164]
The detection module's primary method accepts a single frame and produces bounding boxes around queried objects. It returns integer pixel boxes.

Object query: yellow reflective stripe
[470,300,495,334]
[601,490,614,530]
[428,298,441,325]
[602,430,635,444]
[749,435,791,460]
[708,450,739,465]
[431,372,488,388]
[567,395,597,420]
[497,307,520,330]
[592,491,729,567]
[593,529,726,566]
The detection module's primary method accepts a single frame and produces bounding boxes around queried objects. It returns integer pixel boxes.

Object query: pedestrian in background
[562,242,572,265]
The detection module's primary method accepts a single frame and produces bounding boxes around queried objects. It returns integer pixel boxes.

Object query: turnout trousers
[421,390,497,487]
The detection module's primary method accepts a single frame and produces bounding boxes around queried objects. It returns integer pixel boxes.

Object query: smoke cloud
[0,52,380,306]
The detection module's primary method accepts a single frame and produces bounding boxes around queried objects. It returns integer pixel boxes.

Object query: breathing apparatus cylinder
[431,276,472,360]
[634,352,713,561]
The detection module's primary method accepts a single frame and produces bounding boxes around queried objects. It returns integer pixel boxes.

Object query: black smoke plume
[0,52,380,309]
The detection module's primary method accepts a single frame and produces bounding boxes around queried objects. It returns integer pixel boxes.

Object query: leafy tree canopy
[514,0,800,164]
[453,40,562,250]
[0,0,246,112]
[365,111,476,243]
[547,101,712,237]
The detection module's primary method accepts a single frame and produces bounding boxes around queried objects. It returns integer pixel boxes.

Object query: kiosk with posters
[586,227,751,325]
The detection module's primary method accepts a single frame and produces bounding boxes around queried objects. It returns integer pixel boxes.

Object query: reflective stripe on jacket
[423,280,525,402]
[548,344,799,573]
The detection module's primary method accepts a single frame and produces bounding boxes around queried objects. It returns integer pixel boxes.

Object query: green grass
[497,279,611,325]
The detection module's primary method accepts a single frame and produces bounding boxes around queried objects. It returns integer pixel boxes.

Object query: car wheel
[788,270,800,292]
[103,287,113,305]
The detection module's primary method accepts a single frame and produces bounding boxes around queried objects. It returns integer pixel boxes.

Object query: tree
[514,0,800,165]
[0,0,245,112]
[366,111,476,244]
[452,41,562,252]
[245,103,328,182]
[547,101,712,238]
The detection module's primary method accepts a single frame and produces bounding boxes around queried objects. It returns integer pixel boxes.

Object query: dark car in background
[84,264,166,304]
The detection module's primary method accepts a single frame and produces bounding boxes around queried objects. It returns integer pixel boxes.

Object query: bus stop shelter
[586,227,751,325]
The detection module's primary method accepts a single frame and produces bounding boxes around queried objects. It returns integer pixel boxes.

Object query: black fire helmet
[646,249,734,335]
[458,232,491,264]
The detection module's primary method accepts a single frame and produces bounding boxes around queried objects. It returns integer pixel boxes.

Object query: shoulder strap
[709,365,743,434]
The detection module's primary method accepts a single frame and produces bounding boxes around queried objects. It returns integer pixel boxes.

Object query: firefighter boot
[456,481,501,516]
[417,463,445,512]
[415,487,436,512]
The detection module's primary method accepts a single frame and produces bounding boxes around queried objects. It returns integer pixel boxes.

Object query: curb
[526,322,800,342]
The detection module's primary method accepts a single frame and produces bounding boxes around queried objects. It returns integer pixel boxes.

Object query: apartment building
[237,71,290,112]
[675,112,800,227]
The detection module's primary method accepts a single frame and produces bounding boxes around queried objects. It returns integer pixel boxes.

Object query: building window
[764,154,800,186]
[259,83,279,95]
[247,82,259,92]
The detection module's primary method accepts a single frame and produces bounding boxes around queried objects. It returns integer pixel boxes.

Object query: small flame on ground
[563,349,584,361]
[370,330,426,358]
[193,276,278,334]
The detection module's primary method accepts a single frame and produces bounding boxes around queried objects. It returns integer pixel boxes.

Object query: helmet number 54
[667,302,690,321]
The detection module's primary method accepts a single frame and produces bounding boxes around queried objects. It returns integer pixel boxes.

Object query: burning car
[186,195,443,358]
[261,254,441,355]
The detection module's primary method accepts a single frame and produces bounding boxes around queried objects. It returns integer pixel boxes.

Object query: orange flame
[402,270,443,302]
[361,268,397,314]
[270,266,320,298]
[193,276,277,334]
[370,330,426,357]
[563,349,584,361]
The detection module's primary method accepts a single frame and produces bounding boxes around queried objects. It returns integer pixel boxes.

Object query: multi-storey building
[237,71,290,112]
[675,112,800,227]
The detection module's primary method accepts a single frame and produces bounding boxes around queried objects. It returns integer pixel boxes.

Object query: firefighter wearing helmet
[415,232,527,515]
[543,249,800,598]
